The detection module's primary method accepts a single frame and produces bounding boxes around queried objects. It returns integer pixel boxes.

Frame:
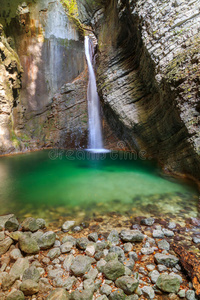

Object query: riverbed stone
[85,243,96,256]
[97,258,106,272]
[1,273,16,291]
[63,276,77,290]
[21,217,39,232]
[83,266,98,280]
[36,218,46,229]
[141,218,155,226]
[70,289,93,300]
[142,286,155,299]
[0,231,4,241]
[109,246,125,261]
[100,284,112,296]
[10,257,29,280]
[63,254,75,271]
[129,251,138,261]
[153,230,164,238]
[76,237,89,250]
[47,288,69,300]
[37,231,56,250]
[0,237,13,255]
[163,229,174,237]
[157,239,170,250]
[22,266,40,282]
[18,232,39,254]
[61,242,73,253]
[6,290,25,300]
[5,216,19,232]
[10,248,23,260]
[156,274,180,293]
[193,237,200,244]
[150,270,160,283]
[107,230,120,245]
[115,276,139,295]
[83,278,95,292]
[62,235,76,245]
[88,232,98,242]
[154,253,179,267]
[47,247,61,260]
[70,255,91,276]
[109,288,126,300]
[103,260,125,280]
[62,221,75,232]
[124,243,133,253]
[20,279,39,295]
[186,290,196,300]
[120,230,144,242]
[9,231,22,241]
[0,214,14,228]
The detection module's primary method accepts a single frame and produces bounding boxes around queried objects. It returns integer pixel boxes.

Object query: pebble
[153,230,164,238]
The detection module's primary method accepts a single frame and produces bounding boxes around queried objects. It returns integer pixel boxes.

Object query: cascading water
[85,36,108,152]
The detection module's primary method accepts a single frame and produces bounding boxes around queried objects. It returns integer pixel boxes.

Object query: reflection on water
[0,150,198,224]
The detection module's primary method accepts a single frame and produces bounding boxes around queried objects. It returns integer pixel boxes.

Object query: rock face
[0,0,88,154]
[77,0,200,183]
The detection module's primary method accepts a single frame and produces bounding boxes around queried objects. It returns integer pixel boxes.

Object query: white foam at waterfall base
[85,36,109,153]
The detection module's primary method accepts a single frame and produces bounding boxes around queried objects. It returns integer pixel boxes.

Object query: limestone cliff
[77,0,200,183]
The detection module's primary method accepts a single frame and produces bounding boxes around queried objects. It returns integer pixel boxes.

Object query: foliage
[61,0,79,18]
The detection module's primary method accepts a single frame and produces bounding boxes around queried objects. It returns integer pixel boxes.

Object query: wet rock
[156,274,180,293]
[6,290,25,300]
[63,254,75,271]
[21,218,39,232]
[60,242,73,253]
[5,216,19,232]
[154,253,179,267]
[70,289,93,300]
[38,231,56,250]
[0,237,13,255]
[120,230,144,242]
[107,230,120,245]
[22,266,40,282]
[142,286,155,299]
[141,218,155,226]
[157,239,170,250]
[88,232,98,242]
[36,218,46,229]
[70,255,91,276]
[10,248,23,260]
[103,260,125,280]
[62,221,75,232]
[20,279,39,295]
[47,288,70,300]
[115,276,139,295]
[153,230,164,238]
[100,284,112,296]
[76,237,89,250]
[108,288,126,299]
[18,232,39,254]
[10,257,29,280]
[186,290,196,300]
[47,247,61,260]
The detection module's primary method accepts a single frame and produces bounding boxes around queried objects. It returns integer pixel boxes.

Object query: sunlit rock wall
[77,0,200,183]
[0,0,87,153]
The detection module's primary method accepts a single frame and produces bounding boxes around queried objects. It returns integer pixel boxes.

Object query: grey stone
[107,230,120,245]
[142,286,155,299]
[20,279,39,295]
[76,237,89,250]
[5,216,19,232]
[141,247,155,255]
[120,230,144,242]
[47,288,69,300]
[129,251,138,261]
[0,231,4,241]
[124,266,132,276]
[157,239,170,250]
[70,289,93,300]
[141,218,155,226]
[47,247,61,260]
[105,252,118,262]
[156,274,180,293]
[96,241,107,251]
[115,276,139,295]
[62,221,75,232]
[36,218,46,229]
[0,237,13,255]
[39,278,53,294]
[62,235,76,246]
[100,284,112,296]
[61,242,73,253]
[10,257,29,280]
[18,232,39,254]
[1,273,16,291]
[169,272,183,283]
[126,295,139,300]
[48,269,64,279]
[154,253,179,267]
[38,231,56,250]
[63,276,77,290]
[0,214,14,228]
[21,217,39,232]
[22,266,40,282]
[157,264,168,272]
[124,243,133,253]
[153,230,164,238]
[123,258,135,270]
[63,254,75,271]
[97,296,108,300]
[10,248,23,260]
[97,259,107,272]
[83,267,98,280]
[146,264,155,271]
[88,232,98,242]
[108,288,126,300]
[168,222,176,229]
[6,290,25,300]
[83,278,95,292]
[163,229,174,237]
[85,243,96,256]
[70,255,91,276]
[103,260,125,280]
[150,270,160,283]
[193,237,200,244]
[186,290,196,300]
[109,246,125,261]
[178,289,186,298]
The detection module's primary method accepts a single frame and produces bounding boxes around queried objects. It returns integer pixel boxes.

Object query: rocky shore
[0,214,200,300]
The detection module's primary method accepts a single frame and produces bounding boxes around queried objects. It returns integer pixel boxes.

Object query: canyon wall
[77,0,200,182]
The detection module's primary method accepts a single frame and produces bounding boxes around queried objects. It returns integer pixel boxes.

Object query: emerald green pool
[0,150,198,225]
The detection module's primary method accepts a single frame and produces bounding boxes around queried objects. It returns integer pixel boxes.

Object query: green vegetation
[61,0,79,18]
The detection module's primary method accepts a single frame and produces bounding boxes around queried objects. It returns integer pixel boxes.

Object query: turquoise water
[0,150,198,224]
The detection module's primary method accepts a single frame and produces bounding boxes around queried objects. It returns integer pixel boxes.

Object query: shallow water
[0,150,198,224]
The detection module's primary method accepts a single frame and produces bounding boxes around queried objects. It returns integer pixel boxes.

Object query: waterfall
[85,36,108,152]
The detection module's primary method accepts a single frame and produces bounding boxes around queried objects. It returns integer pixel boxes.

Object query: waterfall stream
[85,36,108,152]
